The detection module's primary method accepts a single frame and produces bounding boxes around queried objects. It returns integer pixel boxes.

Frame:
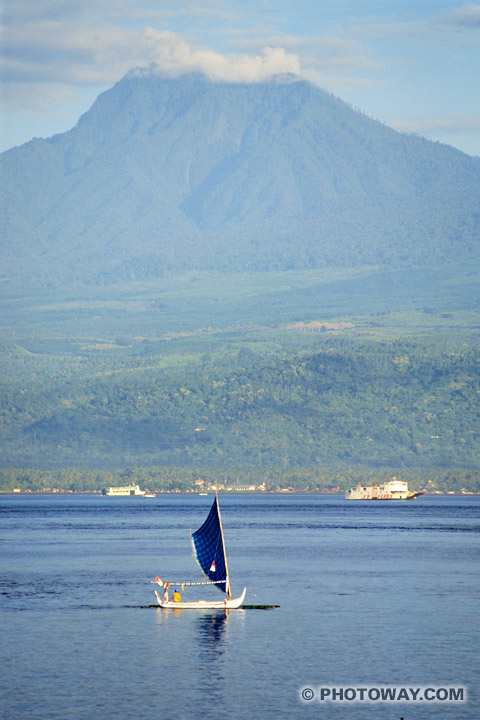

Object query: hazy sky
[1,1,480,156]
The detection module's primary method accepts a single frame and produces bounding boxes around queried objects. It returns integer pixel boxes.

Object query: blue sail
[191,496,229,596]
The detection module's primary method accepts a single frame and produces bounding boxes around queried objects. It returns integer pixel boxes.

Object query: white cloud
[142,28,300,81]
[1,1,384,114]
[1,16,302,112]
[230,30,381,73]
[2,2,478,155]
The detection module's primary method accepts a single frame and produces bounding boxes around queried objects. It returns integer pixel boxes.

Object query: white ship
[102,484,146,496]
[345,478,425,500]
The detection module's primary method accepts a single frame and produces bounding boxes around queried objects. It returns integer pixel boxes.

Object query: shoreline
[2,490,479,497]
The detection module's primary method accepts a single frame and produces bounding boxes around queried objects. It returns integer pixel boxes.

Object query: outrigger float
[153,492,246,609]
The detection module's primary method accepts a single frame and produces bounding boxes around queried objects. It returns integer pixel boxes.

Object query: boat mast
[215,486,232,599]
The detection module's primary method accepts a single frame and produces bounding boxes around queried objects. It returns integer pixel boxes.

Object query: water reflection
[195,609,230,653]
[194,610,231,706]
[153,607,244,712]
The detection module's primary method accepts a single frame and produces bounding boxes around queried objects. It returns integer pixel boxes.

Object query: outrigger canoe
[155,587,246,609]
[153,491,246,609]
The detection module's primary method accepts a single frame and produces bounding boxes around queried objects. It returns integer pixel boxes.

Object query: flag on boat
[192,496,229,596]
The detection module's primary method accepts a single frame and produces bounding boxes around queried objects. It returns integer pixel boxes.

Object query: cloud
[1,1,384,113]
[392,113,480,136]
[1,18,144,85]
[1,13,302,110]
[353,2,480,39]
[230,30,381,73]
[142,28,300,81]
[443,3,480,28]
[0,79,77,114]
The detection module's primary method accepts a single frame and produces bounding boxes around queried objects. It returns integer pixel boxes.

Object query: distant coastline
[3,489,479,496]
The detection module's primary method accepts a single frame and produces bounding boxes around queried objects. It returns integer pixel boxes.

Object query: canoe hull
[155,587,246,609]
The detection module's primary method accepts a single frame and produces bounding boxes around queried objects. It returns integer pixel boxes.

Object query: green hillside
[2,326,479,473]
[1,266,479,491]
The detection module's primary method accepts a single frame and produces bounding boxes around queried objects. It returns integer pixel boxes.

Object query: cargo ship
[102,484,146,496]
[345,478,425,500]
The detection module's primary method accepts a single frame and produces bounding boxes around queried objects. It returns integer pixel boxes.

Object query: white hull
[155,587,246,609]
[102,484,145,496]
[345,479,425,500]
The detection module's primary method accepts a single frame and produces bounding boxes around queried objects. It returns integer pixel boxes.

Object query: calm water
[1,493,479,720]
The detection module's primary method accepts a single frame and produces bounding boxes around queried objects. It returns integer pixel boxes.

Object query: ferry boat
[102,484,146,496]
[345,478,425,500]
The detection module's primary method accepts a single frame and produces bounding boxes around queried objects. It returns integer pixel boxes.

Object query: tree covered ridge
[1,336,479,472]
[1,465,478,494]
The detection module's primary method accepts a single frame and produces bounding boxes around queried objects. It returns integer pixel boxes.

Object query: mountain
[1,69,479,286]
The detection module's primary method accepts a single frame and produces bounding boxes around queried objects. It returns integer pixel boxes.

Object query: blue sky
[1,0,480,155]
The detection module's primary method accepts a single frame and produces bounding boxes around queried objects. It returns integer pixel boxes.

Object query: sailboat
[154,493,246,609]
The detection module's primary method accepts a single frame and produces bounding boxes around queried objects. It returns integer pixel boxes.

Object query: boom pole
[152,579,226,587]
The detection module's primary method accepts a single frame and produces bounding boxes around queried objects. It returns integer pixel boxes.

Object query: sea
[1,493,478,720]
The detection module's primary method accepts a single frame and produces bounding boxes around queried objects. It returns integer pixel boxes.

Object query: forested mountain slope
[2,336,478,470]
[1,70,479,286]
